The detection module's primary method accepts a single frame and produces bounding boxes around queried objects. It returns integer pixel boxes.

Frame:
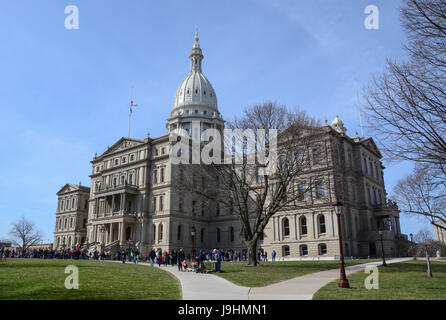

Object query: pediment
[98,137,145,158]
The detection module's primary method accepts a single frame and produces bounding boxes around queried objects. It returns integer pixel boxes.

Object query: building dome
[173,31,218,112]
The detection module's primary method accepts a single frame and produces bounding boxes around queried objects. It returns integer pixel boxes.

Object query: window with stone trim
[300,216,308,235]
[283,218,290,236]
[300,245,308,256]
[318,214,326,234]
[318,243,327,255]
[216,228,221,243]
[282,245,290,256]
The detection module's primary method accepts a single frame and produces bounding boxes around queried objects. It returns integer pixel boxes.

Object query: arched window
[152,225,156,241]
[318,214,326,234]
[300,245,308,256]
[318,243,327,255]
[300,216,308,235]
[177,225,182,241]
[283,218,290,236]
[230,227,234,242]
[216,228,221,243]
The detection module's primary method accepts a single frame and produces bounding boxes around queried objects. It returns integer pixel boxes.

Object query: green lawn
[205,259,378,287]
[0,259,181,300]
[313,260,446,300]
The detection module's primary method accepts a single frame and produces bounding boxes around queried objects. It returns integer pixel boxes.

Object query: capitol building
[53,33,409,259]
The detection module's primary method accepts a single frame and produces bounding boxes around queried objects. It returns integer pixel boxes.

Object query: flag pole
[128,87,133,138]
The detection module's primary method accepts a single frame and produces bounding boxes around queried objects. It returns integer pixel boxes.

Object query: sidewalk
[138,257,411,300]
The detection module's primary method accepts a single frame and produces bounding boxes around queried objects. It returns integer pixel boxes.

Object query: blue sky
[0,0,431,242]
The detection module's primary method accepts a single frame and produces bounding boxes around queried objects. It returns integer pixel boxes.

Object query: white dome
[174,71,218,110]
[173,31,218,112]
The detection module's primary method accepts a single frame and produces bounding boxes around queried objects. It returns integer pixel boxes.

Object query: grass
[313,260,446,300]
[0,259,181,300]
[204,259,379,287]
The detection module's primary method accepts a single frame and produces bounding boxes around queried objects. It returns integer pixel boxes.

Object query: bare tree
[9,216,42,251]
[172,102,327,266]
[363,0,446,169]
[393,165,446,231]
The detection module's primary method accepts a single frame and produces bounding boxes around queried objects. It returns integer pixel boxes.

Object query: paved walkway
[134,258,411,300]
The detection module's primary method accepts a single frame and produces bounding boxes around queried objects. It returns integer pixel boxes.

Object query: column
[110,223,114,242]
[120,221,125,245]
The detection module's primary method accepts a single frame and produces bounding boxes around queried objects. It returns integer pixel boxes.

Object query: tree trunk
[247,240,258,266]
[427,254,433,277]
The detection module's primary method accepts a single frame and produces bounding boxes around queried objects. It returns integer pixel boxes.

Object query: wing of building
[54,33,409,259]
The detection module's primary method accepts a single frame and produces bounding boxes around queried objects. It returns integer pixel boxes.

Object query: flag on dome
[130,100,138,107]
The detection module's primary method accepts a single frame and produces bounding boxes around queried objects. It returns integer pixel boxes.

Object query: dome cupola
[172,30,218,112]
[167,31,224,134]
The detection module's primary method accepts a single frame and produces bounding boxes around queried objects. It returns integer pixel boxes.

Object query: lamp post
[191,226,196,260]
[378,228,387,267]
[410,233,416,260]
[332,199,349,288]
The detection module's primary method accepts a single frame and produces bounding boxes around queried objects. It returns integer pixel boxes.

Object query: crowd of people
[0,246,278,273]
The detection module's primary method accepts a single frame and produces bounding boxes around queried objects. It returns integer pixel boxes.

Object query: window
[160,168,165,182]
[130,154,134,161]
[282,245,290,256]
[113,177,117,186]
[257,167,263,183]
[283,218,290,236]
[319,243,327,255]
[84,200,88,209]
[152,197,157,212]
[296,152,303,167]
[216,228,221,243]
[300,245,308,256]
[162,147,166,154]
[297,183,304,201]
[158,224,163,241]
[318,215,326,234]
[115,159,119,166]
[216,203,220,216]
[230,227,234,242]
[82,218,86,229]
[152,225,156,241]
[122,157,126,164]
[159,195,164,211]
[153,170,158,184]
[177,225,182,241]
[316,182,323,198]
[192,200,196,216]
[129,173,134,185]
[312,148,320,165]
[300,216,308,235]
[155,149,159,156]
[280,155,286,170]
[200,228,204,243]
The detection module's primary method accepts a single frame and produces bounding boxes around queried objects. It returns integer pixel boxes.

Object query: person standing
[215,249,222,273]
[271,250,276,262]
[178,248,185,271]
[121,250,126,264]
[149,249,156,267]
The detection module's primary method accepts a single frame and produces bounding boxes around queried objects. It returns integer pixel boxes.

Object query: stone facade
[434,221,446,244]
[54,183,90,249]
[54,33,408,259]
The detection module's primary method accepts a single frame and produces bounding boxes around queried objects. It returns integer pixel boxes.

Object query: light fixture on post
[191,226,196,259]
[378,227,387,267]
[332,199,350,288]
